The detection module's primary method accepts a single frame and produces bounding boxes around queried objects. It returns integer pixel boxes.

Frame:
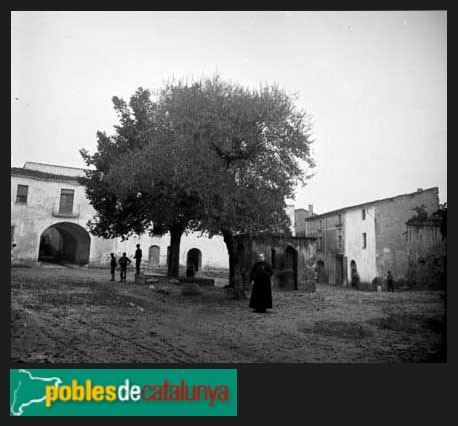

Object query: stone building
[233,233,317,291]
[294,204,315,237]
[301,187,440,287]
[11,162,230,271]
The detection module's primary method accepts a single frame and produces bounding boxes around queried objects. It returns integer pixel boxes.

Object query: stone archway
[38,222,90,265]
[284,245,299,290]
[186,248,202,278]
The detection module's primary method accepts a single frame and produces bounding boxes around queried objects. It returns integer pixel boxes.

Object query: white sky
[11,11,447,213]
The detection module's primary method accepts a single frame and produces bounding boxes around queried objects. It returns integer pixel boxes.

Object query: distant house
[301,188,440,287]
[294,204,316,237]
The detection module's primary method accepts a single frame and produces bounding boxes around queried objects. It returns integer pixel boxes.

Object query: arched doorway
[186,248,202,278]
[148,245,160,267]
[316,260,326,283]
[271,248,277,268]
[284,245,299,290]
[38,222,90,265]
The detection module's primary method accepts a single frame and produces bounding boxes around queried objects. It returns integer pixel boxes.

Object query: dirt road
[11,265,446,363]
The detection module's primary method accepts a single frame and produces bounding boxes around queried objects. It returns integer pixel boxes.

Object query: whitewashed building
[11,162,229,271]
[301,188,440,286]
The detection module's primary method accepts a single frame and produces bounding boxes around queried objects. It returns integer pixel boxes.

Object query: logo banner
[10,369,237,416]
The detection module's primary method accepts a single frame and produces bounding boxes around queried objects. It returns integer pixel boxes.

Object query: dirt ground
[10,264,446,363]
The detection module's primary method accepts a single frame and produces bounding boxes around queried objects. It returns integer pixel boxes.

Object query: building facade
[294,204,315,237]
[11,162,230,271]
[302,188,440,286]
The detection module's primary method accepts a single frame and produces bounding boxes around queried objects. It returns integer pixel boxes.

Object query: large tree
[80,87,206,277]
[81,77,315,284]
[152,78,315,290]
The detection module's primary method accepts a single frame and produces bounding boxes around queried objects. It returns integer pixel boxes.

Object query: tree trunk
[223,229,245,299]
[167,226,184,278]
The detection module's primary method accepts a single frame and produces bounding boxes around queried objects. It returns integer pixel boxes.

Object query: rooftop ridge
[11,167,83,182]
[304,187,439,219]
[24,161,87,171]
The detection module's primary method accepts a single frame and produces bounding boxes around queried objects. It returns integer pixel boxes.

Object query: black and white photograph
[11,11,447,364]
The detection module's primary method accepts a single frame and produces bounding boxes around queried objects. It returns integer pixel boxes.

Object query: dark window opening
[59,189,75,214]
[16,185,28,204]
[362,233,367,249]
[362,209,366,220]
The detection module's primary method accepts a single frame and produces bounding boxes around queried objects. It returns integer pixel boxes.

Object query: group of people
[107,246,395,308]
[352,269,395,292]
[109,244,142,282]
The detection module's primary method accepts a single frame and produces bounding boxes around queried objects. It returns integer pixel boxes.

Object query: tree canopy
[80,76,315,280]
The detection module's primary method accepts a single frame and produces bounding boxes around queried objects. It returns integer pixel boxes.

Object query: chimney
[308,204,314,216]
[417,188,423,192]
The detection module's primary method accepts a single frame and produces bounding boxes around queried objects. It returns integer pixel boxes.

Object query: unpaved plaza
[11,265,446,363]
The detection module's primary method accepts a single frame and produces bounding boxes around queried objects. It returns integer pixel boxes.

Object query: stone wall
[374,188,439,281]
[235,234,317,291]
[406,221,446,288]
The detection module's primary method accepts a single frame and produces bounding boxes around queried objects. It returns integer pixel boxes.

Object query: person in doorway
[109,253,117,281]
[386,271,395,292]
[118,252,132,283]
[351,269,360,289]
[134,244,142,274]
[249,253,273,313]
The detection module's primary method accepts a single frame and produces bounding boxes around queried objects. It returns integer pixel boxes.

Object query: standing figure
[386,271,394,292]
[249,253,273,313]
[11,243,17,266]
[134,244,142,274]
[118,252,132,283]
[110,253,117,281]
[351,270,360,289]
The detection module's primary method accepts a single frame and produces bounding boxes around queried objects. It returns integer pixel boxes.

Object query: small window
[59,189,75,214]
[16,185,28,203]
[362,209,366,220]
[318,237,323,251]
[362,233,367,249]
[338,235,342,249]
[338,214,342,225]
[319,220,323,230]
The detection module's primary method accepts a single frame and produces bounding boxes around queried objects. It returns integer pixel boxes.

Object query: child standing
[110,253,117,281]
